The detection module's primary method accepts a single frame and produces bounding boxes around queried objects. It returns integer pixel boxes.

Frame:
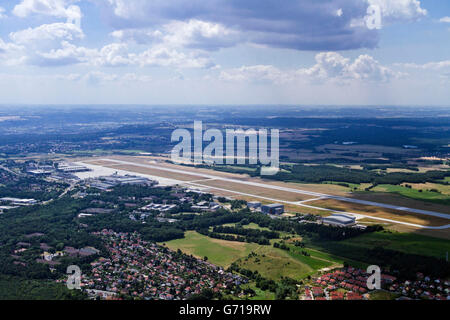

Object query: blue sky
[0,0,449,105]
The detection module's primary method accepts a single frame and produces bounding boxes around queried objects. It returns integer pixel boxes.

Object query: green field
[371,184,449,204]
[327,231,450,259]
[163,231,260,267]
[234,247,314,281]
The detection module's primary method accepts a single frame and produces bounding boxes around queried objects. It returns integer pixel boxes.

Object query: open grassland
[240,284,276,300]
[402,183,450,196]
[310,199,450,227]
[234,244,338,281]
[163,231,343,281]
[162,231,259,268]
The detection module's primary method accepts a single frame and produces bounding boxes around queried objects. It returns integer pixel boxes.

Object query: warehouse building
[322,214,356,227]
[57,162,91,173]
[261,203,284,215]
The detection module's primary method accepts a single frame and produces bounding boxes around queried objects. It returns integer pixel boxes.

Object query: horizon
[0,0,449,105]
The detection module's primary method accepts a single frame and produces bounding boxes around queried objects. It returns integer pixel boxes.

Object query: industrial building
[90,174,158,190]
[0,198,38,206]
[57,162,91,173]
[261,203,284,215]
[322,214,356,227]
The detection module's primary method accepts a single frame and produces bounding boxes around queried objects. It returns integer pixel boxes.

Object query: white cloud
[134,46,214,69]
[220,65,290,84]
[13,0,82,24]
[367,0,427,22]
[0,38,25,65]
[0,7,6,19]
[439,17,450,23]
[111,19,240,51]
[299,52,400,83]
[31,41,95,66]
[9,23,84,45]
[397,60,450,70]
[220,52,400,85]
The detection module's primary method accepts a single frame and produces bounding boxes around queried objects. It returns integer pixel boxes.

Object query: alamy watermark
[171,121,279,176]
[67,265,81,290]
[366,265,381,290]
[365,4,382,30]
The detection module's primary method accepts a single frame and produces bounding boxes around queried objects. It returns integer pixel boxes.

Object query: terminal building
[57,162,91,173]
[322,214,356,227]
[261,203,284,215]
[90,174,158,191]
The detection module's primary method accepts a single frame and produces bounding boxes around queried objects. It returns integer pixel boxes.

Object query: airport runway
[81,158,450,229]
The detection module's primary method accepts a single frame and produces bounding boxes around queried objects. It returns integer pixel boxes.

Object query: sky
[0,0,449,106]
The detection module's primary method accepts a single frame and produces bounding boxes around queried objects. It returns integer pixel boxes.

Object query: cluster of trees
[227,264,298,300]
[212,226,279,239]
[0,175,68,201]
[0,275,86,300]
[271,164,450,185]
[273,242,290,251]
[198,228,271,245]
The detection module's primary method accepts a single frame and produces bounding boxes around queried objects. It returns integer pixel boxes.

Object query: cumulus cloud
[13,0,82,24]
[367,0,427,22]
[7,38,213,69]
[220,52,400,85]
[134,46,214,68]
[102,0,379,51]
[112,19,240,51]
[439,17,450,23]
[300,52,399,82]
[9,23,84,45]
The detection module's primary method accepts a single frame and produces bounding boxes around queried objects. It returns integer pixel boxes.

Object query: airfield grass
[310,198,449,226]
[372,184,449,204]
